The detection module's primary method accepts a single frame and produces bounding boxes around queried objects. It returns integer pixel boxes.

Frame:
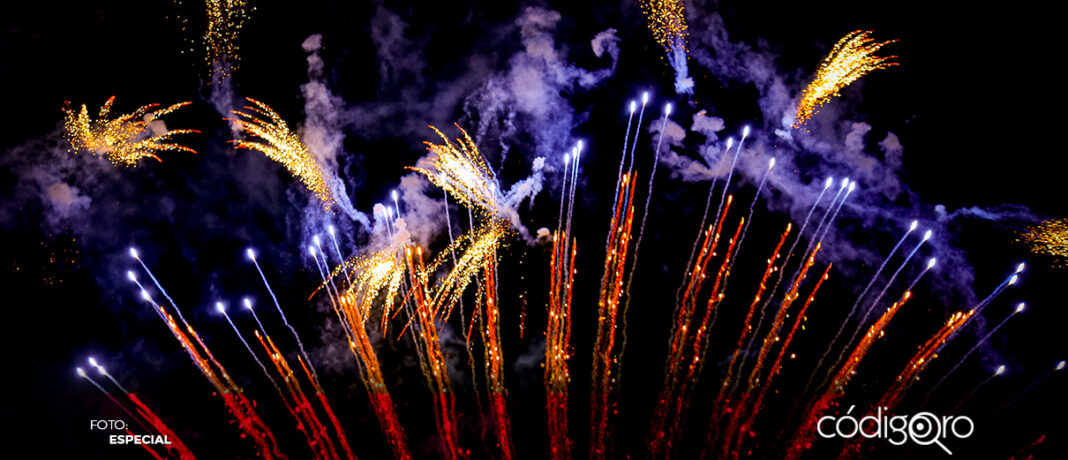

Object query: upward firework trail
[639,0,692,93]
[950,365,1006,414]
[819,220,917,366]
[131,283,286,459]
[619,102,672,388]
[794,30,898,127]
[590,170,639,458]
[230,98,334,205]
[813,227,932,394]
[413,124,502,218]
[204,0,250,80]
[247,248,319,381]
[925,302,1027,402]
[62,96,199,166]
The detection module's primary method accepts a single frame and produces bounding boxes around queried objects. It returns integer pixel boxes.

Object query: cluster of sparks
[205,0,249,80]
[794,30,899,127]
[1017,218,1068,267]
[639,0,688,55]
[230,98,334,206]
[62,96,199,166]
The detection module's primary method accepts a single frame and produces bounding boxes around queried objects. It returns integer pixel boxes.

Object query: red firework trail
[589,172,638,459]
[140,291,286,460]
[546,232,577,460]
[714,243,821,458]
[300,356,357,460]
[782,290,915,460]
[256,329,341,460]
[337,291,412,460]
[128,393,197,460]
[649,195,734,458]
[406,247,465,460]
[661,216,745,453]
[726,264,833,457]
[712,224,792,413]
[481,255,515,460]
[836,310,974,459]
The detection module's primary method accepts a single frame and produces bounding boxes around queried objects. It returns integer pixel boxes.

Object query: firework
[335,248,412,460]
[814,228,932,393]
[1017,218,1068,267]
[204,0,250,80]
[404,246,464,460]
[589,170,638,458]
[950,365,1006,414]
[794,30,898,126]
[230,98,334,205]
[253,328,341,460]
[413,125,502,219]
[62,96,199,166]
[135,288,286,459]
[925,302,1026,402]
[724,264,833,457]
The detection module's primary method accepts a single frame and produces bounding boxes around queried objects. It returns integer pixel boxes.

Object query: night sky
[2,1,1066,459]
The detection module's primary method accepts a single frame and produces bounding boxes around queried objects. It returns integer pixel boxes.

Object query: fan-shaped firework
[62,96,199,166]
[794,30,899,127]
[230,97,334,206]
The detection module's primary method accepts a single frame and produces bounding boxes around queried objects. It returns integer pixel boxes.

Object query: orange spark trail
[727,264,833,456]
[715,243,821,458]
[589,172,638,459]
[878,310,975,411]
[406,247,465,460]
[837,310,974,459]
[128,393,197,460]
[257,329,340,460]
[546,233,577,460]
[481,256,515,460]
[648,195,734,458]
[336,253,412,460]
[149,302,286,460]
[658,216,745,455]
[714,224,792,408]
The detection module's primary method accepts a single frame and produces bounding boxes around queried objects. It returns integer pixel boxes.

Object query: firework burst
[794,30,898,127]
[62,96,199,166]
[230,97,334,206]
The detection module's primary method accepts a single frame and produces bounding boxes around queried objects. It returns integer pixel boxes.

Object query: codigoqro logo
[817,405,974,455]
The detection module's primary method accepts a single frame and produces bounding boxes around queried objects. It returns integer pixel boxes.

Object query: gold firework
[639,0,688,54]
[62,96,199,167]
[1017,218,1068,267]
[205,0,249,79]
[413,125,502,219]
[794,30,898,127]
[230,98,334,206]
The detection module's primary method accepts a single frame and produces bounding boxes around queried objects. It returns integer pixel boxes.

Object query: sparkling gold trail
[412,125,502,218]
[794,31,898,127]
[230,98,334,205]
[63,96,199,166]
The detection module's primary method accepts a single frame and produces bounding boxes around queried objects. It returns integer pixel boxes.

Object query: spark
[63,96,199,166]
[794,30,898,126]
